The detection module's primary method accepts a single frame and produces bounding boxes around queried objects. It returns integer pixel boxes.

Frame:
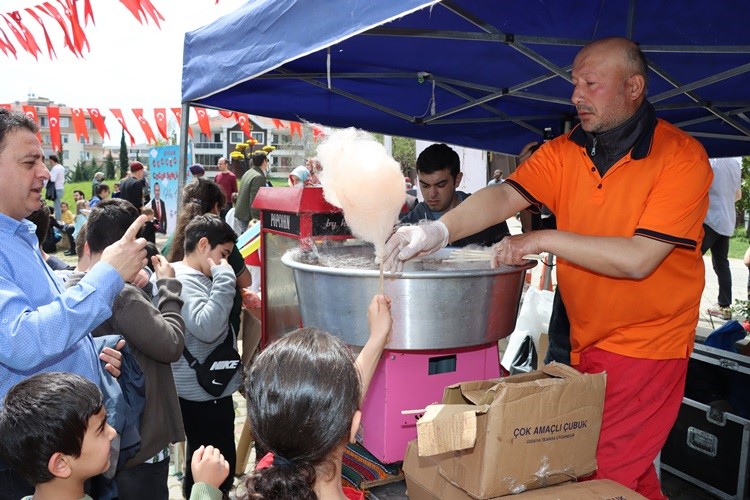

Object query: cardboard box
[404,441,646,500]
[414,363,606,498]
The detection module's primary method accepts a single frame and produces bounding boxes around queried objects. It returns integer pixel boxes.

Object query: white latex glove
[383,220,449,272]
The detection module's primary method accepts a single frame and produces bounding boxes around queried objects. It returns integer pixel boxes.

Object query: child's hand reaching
[357,294,393,401]
[191,445,229,489]
[367,294,393,350]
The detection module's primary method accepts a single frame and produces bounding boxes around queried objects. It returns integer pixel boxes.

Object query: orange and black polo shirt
[506,118,712,364]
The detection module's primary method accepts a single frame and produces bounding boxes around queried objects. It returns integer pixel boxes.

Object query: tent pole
[178,102,190,209]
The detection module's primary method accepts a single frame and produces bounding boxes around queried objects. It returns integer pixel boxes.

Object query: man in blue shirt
[0,108,149,499]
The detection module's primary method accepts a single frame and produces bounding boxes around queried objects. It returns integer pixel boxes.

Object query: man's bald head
[571,37,648,133]
[580,37,648,90]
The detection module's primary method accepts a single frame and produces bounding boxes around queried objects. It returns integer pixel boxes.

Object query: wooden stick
[444,258,491,263]
[522,254,544,261]
[401,408,429,415]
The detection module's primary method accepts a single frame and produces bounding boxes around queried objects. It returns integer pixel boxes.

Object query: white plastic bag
[500,286,554,371]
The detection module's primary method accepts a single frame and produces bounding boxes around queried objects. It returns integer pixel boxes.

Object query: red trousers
[576,347,688,500]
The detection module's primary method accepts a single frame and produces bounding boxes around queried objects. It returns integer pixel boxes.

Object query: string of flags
[1,103,315,148]
[0,0,166,60]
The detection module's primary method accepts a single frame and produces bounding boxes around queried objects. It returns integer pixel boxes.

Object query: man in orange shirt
[384,37,712,499]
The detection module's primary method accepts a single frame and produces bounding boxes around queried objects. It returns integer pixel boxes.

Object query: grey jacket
[171,262,241,402]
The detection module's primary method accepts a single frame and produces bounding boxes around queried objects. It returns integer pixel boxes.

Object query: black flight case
[661,342,750,499]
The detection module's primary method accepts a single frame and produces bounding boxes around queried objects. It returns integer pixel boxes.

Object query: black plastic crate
[661,343,750,499]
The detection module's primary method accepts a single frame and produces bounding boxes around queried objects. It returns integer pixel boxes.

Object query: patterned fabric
[342,442,401,489]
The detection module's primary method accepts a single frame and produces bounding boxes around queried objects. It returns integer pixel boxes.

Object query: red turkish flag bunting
[57,0,89,54]
[38,2,78,57]
[70,108,88,142]
[132,108,157,144]
[289,121,302,137]
[118,0,164,27]
[47,105,61,153]
[87,108,109,140]
[0,26,18,57]
[21,105,41,141]
[312,124,325,142]
[25,8,56,59]
[110,108,135,146]
[236,113,252,139]
[83,0,95,25]
[271,118,286,129]
[194,107,211,138]
[154,108,168,140]
[219,110,235,119]
[0,104,11,109]
[171,107,193,138]
[5,11,41,60]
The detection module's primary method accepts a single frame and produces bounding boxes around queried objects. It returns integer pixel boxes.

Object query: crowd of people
[0,35,747,500]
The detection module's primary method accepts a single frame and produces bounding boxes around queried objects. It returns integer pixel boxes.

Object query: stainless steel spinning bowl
[281,246,535,350]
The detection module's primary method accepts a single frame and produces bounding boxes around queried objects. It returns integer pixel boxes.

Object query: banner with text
[148,144,192,236]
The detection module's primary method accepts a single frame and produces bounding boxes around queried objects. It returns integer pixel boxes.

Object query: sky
[0,0,247,145]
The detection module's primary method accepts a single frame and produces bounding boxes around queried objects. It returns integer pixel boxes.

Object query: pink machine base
[359,343,502,463]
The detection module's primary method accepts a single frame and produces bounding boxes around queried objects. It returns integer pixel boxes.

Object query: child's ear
[48,452,73,479]
[349,410,362,444]
[198,236,210,254]
[83,241,91,257]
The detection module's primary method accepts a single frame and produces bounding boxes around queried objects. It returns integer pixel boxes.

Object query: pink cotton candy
[318,128,406,262]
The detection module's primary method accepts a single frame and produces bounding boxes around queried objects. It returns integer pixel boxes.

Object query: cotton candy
[318,128,406,262]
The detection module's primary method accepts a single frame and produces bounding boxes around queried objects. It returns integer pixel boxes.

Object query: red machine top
[252,186,341,214]
[252,186,350,239]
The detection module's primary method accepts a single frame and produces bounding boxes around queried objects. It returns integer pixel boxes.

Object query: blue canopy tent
[181,0,750,158]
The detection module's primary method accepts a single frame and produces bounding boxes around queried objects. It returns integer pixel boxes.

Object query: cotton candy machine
[281,244,533,350]
[256,186,534,463]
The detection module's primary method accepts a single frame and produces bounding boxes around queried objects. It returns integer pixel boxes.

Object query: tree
[89,157,99,178]
[119,130,128,178]
[104,151,116,179]
[391,136,417,175]
[373,133,416,175]
[736,156,750,235]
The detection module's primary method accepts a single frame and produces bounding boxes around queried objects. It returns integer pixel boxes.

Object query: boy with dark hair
[0,372,229,500]
[172,214,240,497]
[67,197,186,499]
[0,372,116,500]
[400,143,510,247]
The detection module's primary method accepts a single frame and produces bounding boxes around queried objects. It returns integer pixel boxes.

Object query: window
[213,133,221,142]
[271,133,280,144]
[80,136,87,144]
[39,116,48,127]
[85,118,92,129]
[195,154,222,167]
[42,134,50,144]
[230,131,244,143]
[60,117,70,128]
[199,133,209,142]
[62,134,69,144]
[62,151,69,161]
[251,131,265,144]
